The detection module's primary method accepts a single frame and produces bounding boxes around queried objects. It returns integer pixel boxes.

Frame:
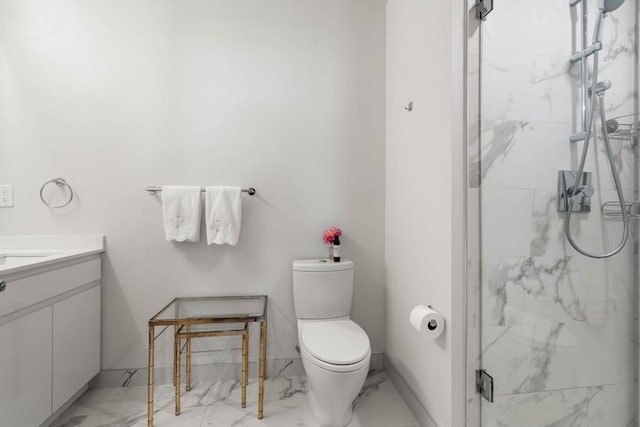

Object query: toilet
[292,259,371,427]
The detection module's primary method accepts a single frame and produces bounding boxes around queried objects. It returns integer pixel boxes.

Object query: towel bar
[144,186,256,195]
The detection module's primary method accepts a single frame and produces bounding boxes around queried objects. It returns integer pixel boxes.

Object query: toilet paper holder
[425,306,438,331]
[409,304,445,337]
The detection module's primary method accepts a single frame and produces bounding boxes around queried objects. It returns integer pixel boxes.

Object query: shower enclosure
[467,0,639,425]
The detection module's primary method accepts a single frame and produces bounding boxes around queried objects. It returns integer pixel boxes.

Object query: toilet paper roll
[409,305,445,338]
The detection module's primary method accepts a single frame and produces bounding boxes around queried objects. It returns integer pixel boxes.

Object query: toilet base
[301,350,370,427]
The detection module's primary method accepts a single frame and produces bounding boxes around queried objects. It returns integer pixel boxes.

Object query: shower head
[599,0,625,12]
[593,0,625,42]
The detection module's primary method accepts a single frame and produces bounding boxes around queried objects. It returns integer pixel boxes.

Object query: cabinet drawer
[0,258,101,319]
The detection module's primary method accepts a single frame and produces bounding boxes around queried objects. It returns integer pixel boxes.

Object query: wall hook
[404,101,413,112]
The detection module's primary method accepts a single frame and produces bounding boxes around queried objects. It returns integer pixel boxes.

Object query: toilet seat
[300,319,370,372]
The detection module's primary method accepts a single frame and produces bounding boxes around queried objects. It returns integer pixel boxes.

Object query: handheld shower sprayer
[599,0,625,12]
[563,0,628,258]
[594,0,625,43]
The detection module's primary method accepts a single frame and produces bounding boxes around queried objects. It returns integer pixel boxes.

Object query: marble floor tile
[349,372,421,427]
[51,372,419,427]
[201,398,309,427]
[51,405,209,427]
[52,384,175,418]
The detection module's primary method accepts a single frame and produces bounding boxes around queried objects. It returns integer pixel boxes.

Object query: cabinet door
[0,307,53,427]
[52,286,101,412]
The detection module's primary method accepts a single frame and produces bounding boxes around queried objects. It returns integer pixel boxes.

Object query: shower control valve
[558,170,593,213]
[568,185,594,198]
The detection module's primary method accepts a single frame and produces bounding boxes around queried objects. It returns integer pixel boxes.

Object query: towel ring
[40,177,74,208]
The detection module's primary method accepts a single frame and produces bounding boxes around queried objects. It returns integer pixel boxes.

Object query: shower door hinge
[476,0,494,20]
[476,369,494,402]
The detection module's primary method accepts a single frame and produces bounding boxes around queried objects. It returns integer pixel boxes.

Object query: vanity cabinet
[53,285,101,411]
[0,306,53,427]
[0,256,101,426]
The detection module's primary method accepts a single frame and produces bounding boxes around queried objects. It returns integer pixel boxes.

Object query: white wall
[0,0,386,372]
[385,1,465,426]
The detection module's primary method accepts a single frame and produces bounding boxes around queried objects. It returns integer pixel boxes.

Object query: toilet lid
[300,320,370,365]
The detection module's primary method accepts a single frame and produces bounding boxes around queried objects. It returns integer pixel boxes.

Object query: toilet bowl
[298,318,371,427]
[292,259,371,427]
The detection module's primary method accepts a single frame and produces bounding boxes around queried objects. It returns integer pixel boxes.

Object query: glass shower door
[470,0,638,425]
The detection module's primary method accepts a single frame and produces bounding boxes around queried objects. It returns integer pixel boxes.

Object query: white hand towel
[205,186,242,245]
[162,186,202,242]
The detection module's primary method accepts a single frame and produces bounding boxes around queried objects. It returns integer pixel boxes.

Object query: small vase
[328,245,334,261]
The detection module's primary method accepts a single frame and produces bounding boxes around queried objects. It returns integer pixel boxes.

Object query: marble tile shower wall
[470,1,638,426]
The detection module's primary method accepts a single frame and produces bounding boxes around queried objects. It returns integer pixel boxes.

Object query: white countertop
[0,235,105,276]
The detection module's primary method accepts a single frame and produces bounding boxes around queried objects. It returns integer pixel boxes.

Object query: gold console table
[147,295,267,427]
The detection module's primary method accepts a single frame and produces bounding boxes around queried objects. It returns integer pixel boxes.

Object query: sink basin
[0,252,59,266]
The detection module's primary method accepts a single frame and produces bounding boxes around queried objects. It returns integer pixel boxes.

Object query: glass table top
[149,295,267,324]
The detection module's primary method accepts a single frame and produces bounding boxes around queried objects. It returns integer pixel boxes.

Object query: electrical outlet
[0,185,14,207]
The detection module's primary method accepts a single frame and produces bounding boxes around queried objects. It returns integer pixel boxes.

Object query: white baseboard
[41,382,90,427]
[384,355,438,427]
[92,353,384,389]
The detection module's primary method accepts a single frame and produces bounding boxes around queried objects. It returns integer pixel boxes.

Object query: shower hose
[564,50,629,258]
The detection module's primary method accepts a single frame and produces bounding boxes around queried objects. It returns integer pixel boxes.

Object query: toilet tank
[292,259,354,319]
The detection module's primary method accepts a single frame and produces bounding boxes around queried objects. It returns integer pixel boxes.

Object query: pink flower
[322,227,342,244]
